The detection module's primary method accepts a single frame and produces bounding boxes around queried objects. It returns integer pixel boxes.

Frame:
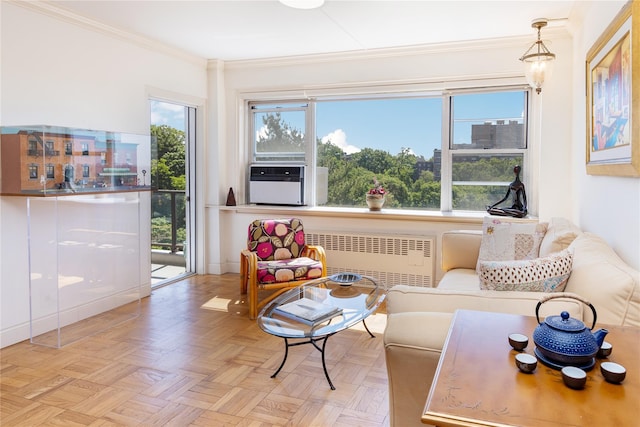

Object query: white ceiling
[50,0,576,61]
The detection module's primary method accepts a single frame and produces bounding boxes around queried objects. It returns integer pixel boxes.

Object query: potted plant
[366,178,386,211]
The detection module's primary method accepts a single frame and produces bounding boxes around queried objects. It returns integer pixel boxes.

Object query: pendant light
[520,18,556,94]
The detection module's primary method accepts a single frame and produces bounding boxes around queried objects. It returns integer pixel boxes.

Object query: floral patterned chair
[240,218,327,319]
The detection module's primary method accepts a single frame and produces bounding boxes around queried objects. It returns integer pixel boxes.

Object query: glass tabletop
[257,273,386,339]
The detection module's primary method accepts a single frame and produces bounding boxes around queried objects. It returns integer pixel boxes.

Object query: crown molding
[223,27,570,70]
[8,0,207,68]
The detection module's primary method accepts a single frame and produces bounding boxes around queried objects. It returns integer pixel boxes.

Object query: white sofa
[383,219,640,427]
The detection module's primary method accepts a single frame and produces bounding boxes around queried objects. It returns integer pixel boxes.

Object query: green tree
[256,112,304,153]
[392,147,418,187]
[351,148,394,175]
[151,125,185,190]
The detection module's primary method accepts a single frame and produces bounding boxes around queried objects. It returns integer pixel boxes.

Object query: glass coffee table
[257,273,386,390]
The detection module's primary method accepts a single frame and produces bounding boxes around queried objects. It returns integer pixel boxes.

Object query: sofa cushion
[479,249,573,292]
[539,217,582,257]
[477,217,548,272]
[256,257,323,284]
[437,269,480,290]
[565,233,640,327]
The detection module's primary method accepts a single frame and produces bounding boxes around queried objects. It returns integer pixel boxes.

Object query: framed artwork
[586,1,639,177]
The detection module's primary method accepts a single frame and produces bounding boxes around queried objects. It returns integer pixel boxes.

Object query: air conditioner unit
[249,165,305,206]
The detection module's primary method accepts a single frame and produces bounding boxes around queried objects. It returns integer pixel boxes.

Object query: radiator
[306,232,435,289]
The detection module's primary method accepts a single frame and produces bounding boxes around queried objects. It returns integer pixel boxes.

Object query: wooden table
[422,310,640,427]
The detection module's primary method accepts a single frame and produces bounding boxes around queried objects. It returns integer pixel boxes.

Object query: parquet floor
[0,274,390,426]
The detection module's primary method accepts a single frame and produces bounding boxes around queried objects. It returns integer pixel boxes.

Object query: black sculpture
[487,165,528,218]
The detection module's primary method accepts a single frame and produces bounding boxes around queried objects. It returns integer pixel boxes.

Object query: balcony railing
[151,189,185,254]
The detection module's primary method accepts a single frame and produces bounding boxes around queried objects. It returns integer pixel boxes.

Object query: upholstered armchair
[240,218,327,319]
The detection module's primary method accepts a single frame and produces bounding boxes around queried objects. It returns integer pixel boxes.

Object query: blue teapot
[533,293,608,369]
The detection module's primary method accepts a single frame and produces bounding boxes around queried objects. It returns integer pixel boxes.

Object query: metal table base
[270,320,375,390]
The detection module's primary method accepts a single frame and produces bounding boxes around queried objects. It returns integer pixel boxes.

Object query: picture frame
[586,1,639,177]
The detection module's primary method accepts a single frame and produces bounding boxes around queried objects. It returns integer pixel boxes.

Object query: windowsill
[215,204,497,224]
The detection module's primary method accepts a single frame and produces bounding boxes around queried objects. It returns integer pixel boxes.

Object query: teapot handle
[535,292,597,329]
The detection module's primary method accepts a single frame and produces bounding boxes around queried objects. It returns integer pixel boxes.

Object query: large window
[248,87,529,212]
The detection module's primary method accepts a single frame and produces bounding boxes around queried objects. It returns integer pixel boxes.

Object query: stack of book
[274,297,342,325]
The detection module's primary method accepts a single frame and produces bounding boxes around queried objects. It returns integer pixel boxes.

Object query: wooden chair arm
[241,248,258,264]
[304,244,325,261]
[304,244,327,275]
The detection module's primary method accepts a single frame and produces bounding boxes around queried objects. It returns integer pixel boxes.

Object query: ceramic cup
[515,353,537,373]
[597,341,613,359]
[508,333,529,351]
[601,362,626,383]
[561,366,587,390]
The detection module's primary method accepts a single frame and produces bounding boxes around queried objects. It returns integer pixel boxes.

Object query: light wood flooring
[1,274,390,426]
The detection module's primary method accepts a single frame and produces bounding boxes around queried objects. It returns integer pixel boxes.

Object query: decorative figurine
[487,165,527,218]
[226,187,236,206]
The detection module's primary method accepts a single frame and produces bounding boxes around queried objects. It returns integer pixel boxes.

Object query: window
[28,137,38,156]
[247,86,530,212]
[46,164,55,179]
[316,97,442,209]
[447,90,528,211]
[82,164,90,178]
[250,102,308,162]
[81,143,89,155]
[28,164,38,179]
[65,141,73,155]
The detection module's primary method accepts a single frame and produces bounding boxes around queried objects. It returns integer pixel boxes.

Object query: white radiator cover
[306,232,435,289]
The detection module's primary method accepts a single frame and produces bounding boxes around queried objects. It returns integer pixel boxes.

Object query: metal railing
[151,189,185,254]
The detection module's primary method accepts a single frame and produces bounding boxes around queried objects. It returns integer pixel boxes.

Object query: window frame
[46,163,55,179]
[245,83,532,213]
[442,87,530,212]
[249,101,311,164]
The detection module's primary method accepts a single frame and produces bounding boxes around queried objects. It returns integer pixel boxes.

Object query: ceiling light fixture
[520,18,556,94]
[279,0,325,10]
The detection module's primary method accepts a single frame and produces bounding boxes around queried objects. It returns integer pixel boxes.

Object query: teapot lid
[544,311,585,332]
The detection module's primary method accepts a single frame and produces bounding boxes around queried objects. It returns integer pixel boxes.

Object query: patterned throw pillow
[476,217,548,272]
[479,249,573,292]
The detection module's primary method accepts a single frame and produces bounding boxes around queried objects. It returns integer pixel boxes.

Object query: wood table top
[422,309,640,427]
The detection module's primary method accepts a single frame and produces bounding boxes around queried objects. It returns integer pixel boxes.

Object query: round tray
[534,347,595,371]
[329,272,362,286]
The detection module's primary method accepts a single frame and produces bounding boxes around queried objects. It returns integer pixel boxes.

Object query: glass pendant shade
[522,51,555,94]
[520,19,556,94]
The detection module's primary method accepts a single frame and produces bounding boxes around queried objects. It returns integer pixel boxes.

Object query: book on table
[274,297,342,325]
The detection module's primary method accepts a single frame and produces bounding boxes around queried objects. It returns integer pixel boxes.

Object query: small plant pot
[366,194,385,211]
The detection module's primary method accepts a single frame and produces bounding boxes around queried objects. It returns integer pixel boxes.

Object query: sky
[151,91,525,159]
[150,100,186,131]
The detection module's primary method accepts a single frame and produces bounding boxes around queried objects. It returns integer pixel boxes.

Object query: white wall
[570,1,640,270]
[0,2,208,347]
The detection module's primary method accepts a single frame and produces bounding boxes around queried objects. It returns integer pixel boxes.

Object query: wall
[570,1,640,270]
[209,32,575,276]
[0,2,208,347]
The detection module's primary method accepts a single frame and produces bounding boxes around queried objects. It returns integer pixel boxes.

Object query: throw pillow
[476,217,548,272]
[539,217,581,257]
[479,249,573,292]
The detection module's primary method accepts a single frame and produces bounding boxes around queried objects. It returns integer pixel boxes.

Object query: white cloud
[150,100,185,130]
[322,129,360,154]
